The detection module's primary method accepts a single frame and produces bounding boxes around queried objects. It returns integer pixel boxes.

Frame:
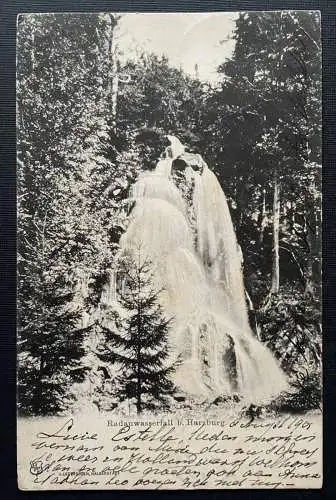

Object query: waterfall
[192,164,249,331]
[114,135,287,403]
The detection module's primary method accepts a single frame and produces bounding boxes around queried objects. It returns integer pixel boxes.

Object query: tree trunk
[136,271,142,414]
[33,354,45,414]
[304,211,315,295]
[108,14,118,132]
[31,26,35,73]
[271,168,280,294]
[259,188,267,244]
[315,202,322,287]
[305,168,321,295]
[136,342,141,414]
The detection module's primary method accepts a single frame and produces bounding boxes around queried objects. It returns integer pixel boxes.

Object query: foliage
[17,216,88,415]
[257,285,321,413]
[258,286,321,372]
[270,364,322,413]
[17,13,143,414]
[199,10,321,296]
[117,52,206,141]
[97,253,175,414]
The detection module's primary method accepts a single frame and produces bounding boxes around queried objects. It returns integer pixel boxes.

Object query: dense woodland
[17,12,321,415]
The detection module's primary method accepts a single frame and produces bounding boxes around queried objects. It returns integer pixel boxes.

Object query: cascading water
[115,135,287,403]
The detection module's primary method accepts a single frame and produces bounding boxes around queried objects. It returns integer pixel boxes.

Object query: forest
[17,11,321,416]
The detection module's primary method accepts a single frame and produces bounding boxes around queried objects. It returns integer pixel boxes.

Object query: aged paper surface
[18,413,322,490]
[17,11,322,490]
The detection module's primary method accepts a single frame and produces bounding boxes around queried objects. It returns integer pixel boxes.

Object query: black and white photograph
[16,11,322,490]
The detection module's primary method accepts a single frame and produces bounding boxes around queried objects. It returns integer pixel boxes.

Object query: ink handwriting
[19,414,322,489]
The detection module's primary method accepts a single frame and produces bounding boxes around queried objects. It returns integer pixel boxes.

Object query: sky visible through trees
[116,13,237,83]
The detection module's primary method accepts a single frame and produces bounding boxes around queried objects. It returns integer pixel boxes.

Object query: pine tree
[98,253,175,414]
[17,216,89,415]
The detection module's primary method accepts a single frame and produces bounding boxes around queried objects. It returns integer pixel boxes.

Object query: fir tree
[17,225,89,415]
[98,253,175,414]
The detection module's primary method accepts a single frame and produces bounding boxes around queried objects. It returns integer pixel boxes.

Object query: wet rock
[212,395,230,405]
[172,152,206,175]
[244,403,264,421]
[174,393,186,402]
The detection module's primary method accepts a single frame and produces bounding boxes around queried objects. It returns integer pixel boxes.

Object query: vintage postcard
[17,11,322,490]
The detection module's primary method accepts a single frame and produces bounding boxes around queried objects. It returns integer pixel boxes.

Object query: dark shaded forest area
[17,12,321,416]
